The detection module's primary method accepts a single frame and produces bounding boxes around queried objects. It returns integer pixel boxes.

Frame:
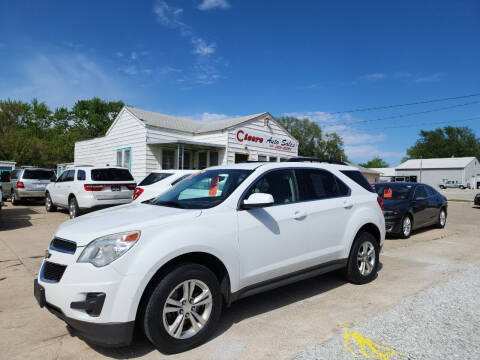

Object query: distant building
[371,168,396,182]
[396,157,480,189]
[0,161,16,175]
[352,164,381,184]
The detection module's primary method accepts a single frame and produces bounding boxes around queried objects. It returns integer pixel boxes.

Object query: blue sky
[1,0,479,165]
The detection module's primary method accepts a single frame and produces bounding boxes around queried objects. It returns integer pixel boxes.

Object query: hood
[382,198,409,210]
[55,202,201,246]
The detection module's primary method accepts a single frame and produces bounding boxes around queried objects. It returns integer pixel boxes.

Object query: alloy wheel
[403,216,411,237]
[46,196,51,211]
[162,279,213,339]
[356,241,375,276]
[439,210,446,226]
[69,200,76,218]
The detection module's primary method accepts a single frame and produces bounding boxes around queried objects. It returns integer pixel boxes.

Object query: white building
[75,106,298,181]
[371,167,396,182]
[396,157,480,189]
[352,165,381,184]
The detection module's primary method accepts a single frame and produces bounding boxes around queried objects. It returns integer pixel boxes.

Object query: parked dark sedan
[373,182,448,238]
[475,193,480,206]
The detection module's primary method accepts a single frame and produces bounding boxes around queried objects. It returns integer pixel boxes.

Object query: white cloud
[415,72,444,83]
[131,52,137,60]
[199,112,230,121]
[153,0,224,84]
[364,73,387,80]
[192,37,216,55]
[115,51,124,57]
[344,145,404,164]
[197,0,231,10]
[1,51,127,108]
[122,65,137,75]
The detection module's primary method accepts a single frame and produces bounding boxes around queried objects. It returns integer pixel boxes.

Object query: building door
[235,153,249,163]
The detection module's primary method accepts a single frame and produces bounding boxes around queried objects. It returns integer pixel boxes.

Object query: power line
[357,116,480,130]
[323,100,480,126]
[329,92,480,114]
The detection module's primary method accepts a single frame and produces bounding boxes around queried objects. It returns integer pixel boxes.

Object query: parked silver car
[438,180,466,189]
[10,168,56,205]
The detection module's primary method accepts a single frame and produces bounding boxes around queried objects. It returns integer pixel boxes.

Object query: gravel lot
[438,187,478,201]
[295,265,480,360]
[0,200,479,360]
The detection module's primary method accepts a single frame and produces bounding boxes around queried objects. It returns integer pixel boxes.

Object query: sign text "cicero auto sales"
[235,129,297,153]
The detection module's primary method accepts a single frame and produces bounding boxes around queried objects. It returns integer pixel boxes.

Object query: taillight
[126,184,136,190]
[133,187,144,200]
[84,184,105,191]
[16,181,25,189]
[377,196,384,211]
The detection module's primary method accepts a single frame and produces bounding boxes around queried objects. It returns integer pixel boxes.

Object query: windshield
[91,168,133,181]
[23,170,56,181]
[373,183,413,200]
[150,169,252,209]
[139,172,173,186]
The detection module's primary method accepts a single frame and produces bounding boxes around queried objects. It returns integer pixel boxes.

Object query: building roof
[371,167,396,177]
[125,106,267,134]
[348,163,381,174]
[396,157,477,170]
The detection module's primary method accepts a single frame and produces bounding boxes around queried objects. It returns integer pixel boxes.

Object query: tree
[405,126,480,160]
[71,98,124,138]
[359,157,389,168]
[278,116,347,160]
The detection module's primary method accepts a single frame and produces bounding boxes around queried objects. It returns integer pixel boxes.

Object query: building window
[183,151,192,169]
[116,147,132,169]
[162,149,175,169]
[210,151,219,166]
[199,152,207,169]
[258,155,267,161]
[269,156,277,162]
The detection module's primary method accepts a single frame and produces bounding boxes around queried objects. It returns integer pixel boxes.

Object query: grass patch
[448,199,473,202]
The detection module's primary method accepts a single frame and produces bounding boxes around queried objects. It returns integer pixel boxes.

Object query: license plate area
[111,185,121,192]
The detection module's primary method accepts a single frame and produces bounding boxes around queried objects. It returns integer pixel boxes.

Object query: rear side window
[414,185,428,199]
[295,169,349,200]
[10,170,19,179]
[341,170,374,192]
[171,174,191,186]
[23,169,56,181]
[139,173,173,186]
[91,168,134,181]
[77,170,86,181]
[424,185,437,197]
[247,169,298,204]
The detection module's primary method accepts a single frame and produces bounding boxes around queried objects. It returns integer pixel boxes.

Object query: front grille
[42,261,67,283]
[50,237,77,254]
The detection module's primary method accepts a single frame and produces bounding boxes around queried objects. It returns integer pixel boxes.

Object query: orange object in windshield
[209,176,219,196]
[383,188,392,198]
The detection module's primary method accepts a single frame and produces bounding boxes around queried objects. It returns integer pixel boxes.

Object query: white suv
[133,170,193,203]
[45,166,136,218]
[34,159,385,353]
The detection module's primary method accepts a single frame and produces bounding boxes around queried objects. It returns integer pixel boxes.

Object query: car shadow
[84,263,383,358]
[0,203,40,231]
[386,224,444,240]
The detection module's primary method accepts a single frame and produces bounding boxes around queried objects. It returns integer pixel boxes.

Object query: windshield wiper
[155,200,185,209]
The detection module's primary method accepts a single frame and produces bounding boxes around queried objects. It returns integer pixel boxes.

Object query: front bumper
[34,279,134,346]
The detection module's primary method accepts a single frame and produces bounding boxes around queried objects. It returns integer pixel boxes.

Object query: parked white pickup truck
[438,180,467,189]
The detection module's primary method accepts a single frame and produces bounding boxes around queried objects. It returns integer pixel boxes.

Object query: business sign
[234,129,297,153]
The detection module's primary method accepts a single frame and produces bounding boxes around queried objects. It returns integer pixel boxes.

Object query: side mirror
[242,193,274,209]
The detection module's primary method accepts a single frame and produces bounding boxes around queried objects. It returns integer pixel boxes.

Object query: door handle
[343,200,353,209]
[293,211,307,220]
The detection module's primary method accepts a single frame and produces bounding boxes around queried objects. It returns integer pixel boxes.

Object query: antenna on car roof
[282,157,347,165]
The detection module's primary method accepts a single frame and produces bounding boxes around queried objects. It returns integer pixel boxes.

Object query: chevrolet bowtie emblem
[44,250,51,259]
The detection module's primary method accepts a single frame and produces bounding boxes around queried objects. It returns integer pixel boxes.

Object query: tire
[459,185,465,190]
[11,192,20,206]
[345,232,380,284]
[436,208,447,228]
[439,185,445,189]
[68,196,81,219]
[400,215,412,239]
[45,193,57,212]
[143,263,222,354]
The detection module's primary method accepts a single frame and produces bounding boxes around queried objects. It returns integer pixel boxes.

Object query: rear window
[91,168,134,181]
[139,173,173,186]
[23,170,56,181]
[341,170,374,192]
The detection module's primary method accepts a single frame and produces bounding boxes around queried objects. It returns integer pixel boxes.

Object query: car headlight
[383,210,399,216]
[77,231,141,267]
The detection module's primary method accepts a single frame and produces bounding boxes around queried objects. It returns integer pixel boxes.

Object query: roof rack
[281,157,347,165]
